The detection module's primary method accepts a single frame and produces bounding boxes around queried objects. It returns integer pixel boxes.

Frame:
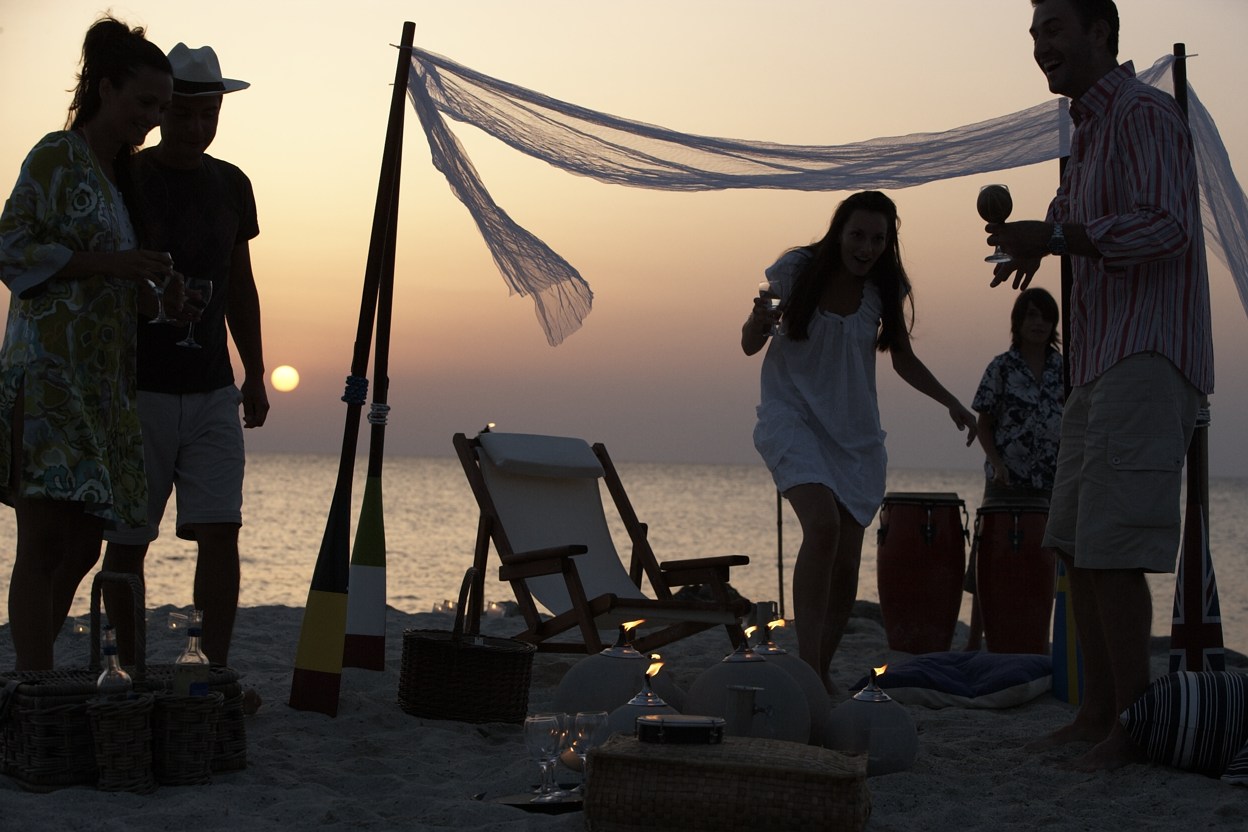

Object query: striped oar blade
[344,475,387,669]
[1170,491,1225,672]
[289,487,353,716]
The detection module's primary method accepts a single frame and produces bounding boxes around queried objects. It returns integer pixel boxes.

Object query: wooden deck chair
[453,431,750,654]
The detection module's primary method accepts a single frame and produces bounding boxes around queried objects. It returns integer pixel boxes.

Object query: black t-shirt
[131,150,259,393]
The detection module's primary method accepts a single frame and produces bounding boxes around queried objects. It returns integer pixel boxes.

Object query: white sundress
[752,249,887,527]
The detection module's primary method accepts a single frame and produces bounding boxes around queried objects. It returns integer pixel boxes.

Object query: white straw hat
[167,43,250,96]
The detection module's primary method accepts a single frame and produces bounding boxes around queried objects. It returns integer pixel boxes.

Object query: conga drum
[876,492,967,653]
[974,499,1056,654]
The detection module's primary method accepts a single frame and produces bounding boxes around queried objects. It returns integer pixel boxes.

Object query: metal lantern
[683,639,811,744]
[552,621,685,714]
[750,619,834,746]
[825,665,918,776]
[606,658,680,736]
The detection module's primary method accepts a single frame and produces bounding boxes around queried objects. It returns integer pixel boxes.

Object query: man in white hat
[103,43,268,670]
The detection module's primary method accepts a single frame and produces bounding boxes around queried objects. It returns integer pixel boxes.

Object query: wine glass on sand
[977,184,1013,263]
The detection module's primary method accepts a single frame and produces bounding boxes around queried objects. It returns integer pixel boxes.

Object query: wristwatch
[1047,222,1067,256]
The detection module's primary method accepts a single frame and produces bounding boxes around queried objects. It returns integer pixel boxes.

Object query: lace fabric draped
[406,49,1248,346]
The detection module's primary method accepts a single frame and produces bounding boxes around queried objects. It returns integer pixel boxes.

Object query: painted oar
[289,21,415,714]
[344,99,404,670]
[1170,408,1225,672]
[1168,44,1225,673]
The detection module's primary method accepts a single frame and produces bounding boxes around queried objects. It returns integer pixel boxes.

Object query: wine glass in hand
[177,278,213,349]
[147,277,172,324]
[756,280,781,336]
[977,184,1014,263]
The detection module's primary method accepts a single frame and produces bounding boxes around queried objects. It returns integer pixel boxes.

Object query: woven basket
[1,571,247,790]
[1,671,100,791]
[398,569,535,724]
[87,693,156,793]
[584,735,872,832]
[152,691,223,786]
[144,665,245,772]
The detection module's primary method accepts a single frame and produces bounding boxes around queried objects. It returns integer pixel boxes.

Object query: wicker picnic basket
[399,568,536,724]
[0,572,245,790]
[87,692,156,793]
[151,691,223,785]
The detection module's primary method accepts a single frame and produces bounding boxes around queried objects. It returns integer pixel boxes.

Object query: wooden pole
[290,21,416,714]
[775,490,785,620]
[1169,42,1225,673]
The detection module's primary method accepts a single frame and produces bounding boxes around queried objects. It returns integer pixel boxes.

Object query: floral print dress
[0,131,147,528]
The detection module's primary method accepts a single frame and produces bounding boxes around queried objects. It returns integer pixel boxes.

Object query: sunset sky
[2,0,1246,477]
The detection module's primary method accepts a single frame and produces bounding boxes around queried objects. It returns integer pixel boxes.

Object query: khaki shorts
[1042,353,1198,572]
[103,386,245,545]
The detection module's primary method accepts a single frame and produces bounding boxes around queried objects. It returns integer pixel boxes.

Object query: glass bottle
[96,624,133,700]
[172,609,211,696]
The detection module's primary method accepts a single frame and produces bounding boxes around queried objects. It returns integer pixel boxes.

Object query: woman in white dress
[742,191,977,690]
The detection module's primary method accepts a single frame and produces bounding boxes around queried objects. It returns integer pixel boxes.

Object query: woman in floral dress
[0,17,178,669]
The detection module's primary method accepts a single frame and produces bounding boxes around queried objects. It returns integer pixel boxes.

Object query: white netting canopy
[406,49,1248,346]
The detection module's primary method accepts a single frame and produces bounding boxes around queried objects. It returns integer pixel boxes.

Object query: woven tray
[398,569,535,724]
[584,735,871,832]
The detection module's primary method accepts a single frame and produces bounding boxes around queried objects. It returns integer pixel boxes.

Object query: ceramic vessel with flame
[825,664,919,776]
[606,657,680,735]
[683,639,811,743]
[552,620,685,714]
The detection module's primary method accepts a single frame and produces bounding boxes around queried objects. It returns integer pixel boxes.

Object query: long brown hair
[782,191,914,352]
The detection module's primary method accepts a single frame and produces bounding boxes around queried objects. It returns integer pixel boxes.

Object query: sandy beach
[2,601,1245,830]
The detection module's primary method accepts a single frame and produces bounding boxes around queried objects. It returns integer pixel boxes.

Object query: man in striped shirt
[987,0,1214,771]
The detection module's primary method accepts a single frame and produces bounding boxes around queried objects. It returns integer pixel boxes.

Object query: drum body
[876,492,967,653]
[974,501,1055,654]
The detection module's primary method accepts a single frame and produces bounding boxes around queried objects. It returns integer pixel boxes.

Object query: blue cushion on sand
[851,651,1052,709]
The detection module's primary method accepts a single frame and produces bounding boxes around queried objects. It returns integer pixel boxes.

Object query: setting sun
[271,365,300,393]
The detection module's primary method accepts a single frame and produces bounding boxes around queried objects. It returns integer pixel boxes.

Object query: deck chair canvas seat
[454,431,750,654]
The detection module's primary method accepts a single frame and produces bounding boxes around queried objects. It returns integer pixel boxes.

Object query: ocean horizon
[1,452,1245,653]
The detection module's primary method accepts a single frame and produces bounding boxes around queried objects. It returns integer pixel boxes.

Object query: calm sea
[1,453,1245,651]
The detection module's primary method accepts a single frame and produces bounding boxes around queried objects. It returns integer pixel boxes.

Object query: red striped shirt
[1049,62,1214,394]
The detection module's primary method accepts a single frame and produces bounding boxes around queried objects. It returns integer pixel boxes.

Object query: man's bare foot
[1024,719,1110,751]
[1065,728,1145,772]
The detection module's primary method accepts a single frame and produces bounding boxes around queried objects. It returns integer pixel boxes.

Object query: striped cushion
[1223,741,1248,786]
[1120,671,1248,776]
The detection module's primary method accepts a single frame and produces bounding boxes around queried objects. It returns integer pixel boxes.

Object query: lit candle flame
[768,619,786,631]
[646,653,663,677]
[744,625,757,639]
[874,663,888,677]
[623,619,645,633]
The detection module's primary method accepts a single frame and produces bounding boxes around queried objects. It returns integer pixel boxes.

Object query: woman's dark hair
[66,17,170,131]
[65,17,169,246]
[782,190,913,352]
[1010,286,1061,350]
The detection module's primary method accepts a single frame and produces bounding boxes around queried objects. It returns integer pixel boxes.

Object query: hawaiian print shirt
[972,348,1064,491]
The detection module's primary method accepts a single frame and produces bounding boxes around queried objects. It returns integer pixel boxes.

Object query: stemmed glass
[523,714,565,803]
[147,277,171,324]
[977,184,1014,263]
[177,278,213,349]
[757,280,781,336]
[571,711,609,795]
